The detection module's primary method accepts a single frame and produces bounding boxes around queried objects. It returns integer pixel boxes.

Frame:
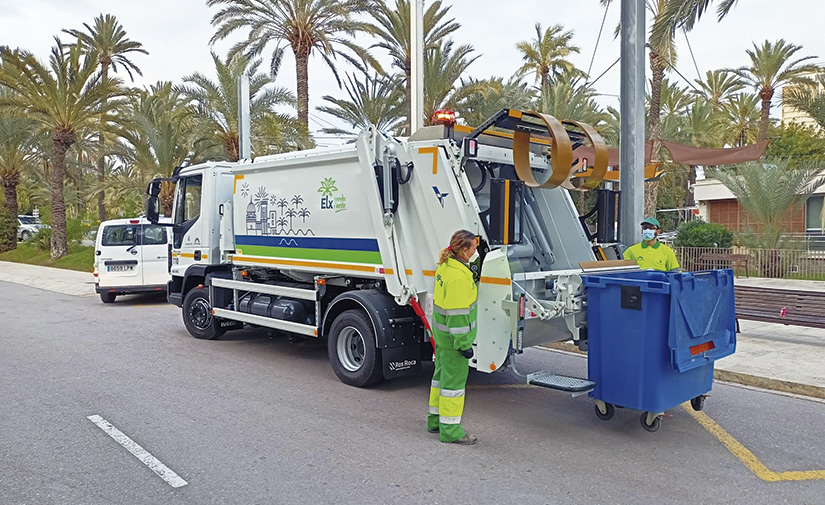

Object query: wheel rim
[336,325,366,372]
[189,297,213,331]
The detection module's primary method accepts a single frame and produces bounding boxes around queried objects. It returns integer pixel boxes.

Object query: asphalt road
[2,281,824,505]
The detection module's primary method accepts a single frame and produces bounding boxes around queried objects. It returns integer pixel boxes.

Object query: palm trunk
[404,58,412,136]
[685,165,696,208]
[50,130,74,259]
[98,65,108,222]
[644,51,666,218]
[2,173,19,252]
[758,88,773,141]
[295,48,310,135]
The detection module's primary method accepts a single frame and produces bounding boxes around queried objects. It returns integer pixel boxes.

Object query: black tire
[100,292,117,304]
[640,412,661,432]
[595,403,615,421]
[327,309,383,387]
[20,230,31,242]
[691,395,706,412]
[182,287,225,340]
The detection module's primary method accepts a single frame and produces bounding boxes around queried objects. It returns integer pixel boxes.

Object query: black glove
[460,347,474,359]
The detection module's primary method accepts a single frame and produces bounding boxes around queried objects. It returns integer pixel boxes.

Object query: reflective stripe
[433,322,471,335]
[431,380,440,388]
[433,303,477,316]
[440,388,465,398]
[429,406,439,415]
[439,415,462,425]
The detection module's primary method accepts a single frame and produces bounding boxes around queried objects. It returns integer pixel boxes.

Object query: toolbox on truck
[582,269,736,431]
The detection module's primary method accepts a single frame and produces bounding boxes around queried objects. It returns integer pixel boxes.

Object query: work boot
[450,433,478,445]
[427,427,439,434]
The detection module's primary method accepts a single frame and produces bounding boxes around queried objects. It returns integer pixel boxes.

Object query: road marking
[683,404,825,482]
[87,415,188,488]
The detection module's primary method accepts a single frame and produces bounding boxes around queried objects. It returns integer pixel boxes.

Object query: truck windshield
[173,175,202,225]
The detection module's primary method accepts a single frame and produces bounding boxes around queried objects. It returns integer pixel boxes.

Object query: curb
[539,341,825,401]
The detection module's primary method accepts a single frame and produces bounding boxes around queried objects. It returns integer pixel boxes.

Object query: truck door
[140,223,170,287]
[100,222,142,288]
[172,174,204,269]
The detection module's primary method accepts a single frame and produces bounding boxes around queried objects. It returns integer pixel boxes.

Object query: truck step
[528,373,595,393]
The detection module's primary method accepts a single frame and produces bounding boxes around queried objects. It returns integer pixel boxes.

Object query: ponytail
[437,229,476,265]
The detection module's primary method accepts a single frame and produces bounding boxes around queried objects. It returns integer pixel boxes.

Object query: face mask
[642,229,656,241]
[468,250,480,263]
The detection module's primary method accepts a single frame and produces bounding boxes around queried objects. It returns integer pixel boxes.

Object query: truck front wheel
[328,309,383,387]
[182,287,225,340]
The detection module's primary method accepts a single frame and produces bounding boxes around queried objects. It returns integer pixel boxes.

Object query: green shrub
[67,217,83,242]
[35,228,51,251]
[0,207,16,253]
[674,219,734,248]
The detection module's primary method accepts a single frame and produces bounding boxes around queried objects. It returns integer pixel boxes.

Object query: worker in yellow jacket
[623,217,680,272]
[427,230,479,445]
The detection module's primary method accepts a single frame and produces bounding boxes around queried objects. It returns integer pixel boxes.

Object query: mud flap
[382,345,422,379]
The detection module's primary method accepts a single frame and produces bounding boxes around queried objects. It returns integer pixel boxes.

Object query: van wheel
[328,309,383,387]
[100,292,116,304]
[182,288,225,340]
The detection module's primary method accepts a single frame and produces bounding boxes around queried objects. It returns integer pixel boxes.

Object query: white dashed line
[87,415,188,488]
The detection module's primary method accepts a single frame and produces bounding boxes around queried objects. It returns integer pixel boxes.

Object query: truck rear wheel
[328,309,383,387]
[182,287,225,340]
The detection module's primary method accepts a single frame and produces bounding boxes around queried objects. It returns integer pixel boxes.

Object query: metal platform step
[527,373,595,393]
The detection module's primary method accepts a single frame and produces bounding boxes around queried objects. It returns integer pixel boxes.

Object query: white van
[94,217,172,303]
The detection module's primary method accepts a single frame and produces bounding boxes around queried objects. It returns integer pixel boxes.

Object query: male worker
[623,217,680,271]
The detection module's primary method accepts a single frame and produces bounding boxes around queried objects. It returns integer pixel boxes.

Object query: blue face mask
[642,229,656,241]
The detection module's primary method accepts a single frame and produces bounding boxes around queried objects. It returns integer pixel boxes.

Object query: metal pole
[410,0,424,135]
[619,0,645,246]
[238,75,251,160]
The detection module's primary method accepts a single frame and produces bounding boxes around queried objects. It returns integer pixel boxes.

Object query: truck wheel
[182,288,225,340]
[328,309,383,387]
[100,292,117,304]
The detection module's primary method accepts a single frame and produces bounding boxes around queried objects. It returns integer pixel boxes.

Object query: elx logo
[432,186,449,207]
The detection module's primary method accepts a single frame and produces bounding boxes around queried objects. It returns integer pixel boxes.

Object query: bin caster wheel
[640,412,661,432]
[595,402,615,421]
[690,395,706,412]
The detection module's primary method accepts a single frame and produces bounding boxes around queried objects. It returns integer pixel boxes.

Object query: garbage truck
[145,109,735,430]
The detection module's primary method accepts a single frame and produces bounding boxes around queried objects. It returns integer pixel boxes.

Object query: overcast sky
[1,0,823,143]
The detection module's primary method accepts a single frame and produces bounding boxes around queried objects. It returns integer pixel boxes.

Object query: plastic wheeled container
[582,269,736,432]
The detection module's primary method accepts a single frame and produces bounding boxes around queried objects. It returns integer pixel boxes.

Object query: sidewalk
[1,261,823,398]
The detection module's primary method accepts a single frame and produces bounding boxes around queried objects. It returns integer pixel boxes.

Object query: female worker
[427,230,480,445]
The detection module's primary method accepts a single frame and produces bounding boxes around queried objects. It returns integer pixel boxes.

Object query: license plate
[107,265,135,272]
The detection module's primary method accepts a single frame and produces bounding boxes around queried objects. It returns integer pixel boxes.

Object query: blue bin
[582,269,736,414]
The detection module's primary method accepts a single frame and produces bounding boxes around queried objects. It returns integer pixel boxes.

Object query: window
[18,216,39,225]
[142,225,167,245]
[806,195,824,232]
[174,175,203,225]
[102,225,139,247]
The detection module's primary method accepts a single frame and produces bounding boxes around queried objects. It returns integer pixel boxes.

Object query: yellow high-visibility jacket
[432,258,478,351]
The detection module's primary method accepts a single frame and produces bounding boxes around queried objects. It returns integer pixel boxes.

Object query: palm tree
[422,39,479,125]
[179,52,302,161]
[712,159,825,258]
[207,0,376,132]
[538,70,612,130]
[720,93,761,147]
[0,42,126,258]
[732,39,819,141]
[0,91,39,238]
[656,0,740,40]
[115,82,206,215]
[317,68,404,134]
[454,76,536,128]
[64,14,147,222]
[694,69,744,109]
[783,72,825,129]
[515,23,581,91]
[365,0,459,134]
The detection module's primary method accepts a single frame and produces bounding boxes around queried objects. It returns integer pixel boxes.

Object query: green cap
[641,217,661,228]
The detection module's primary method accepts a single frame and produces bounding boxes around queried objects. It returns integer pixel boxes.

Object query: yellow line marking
[418,147,439,174]
[233,174,244,194]
[683,403,825,482]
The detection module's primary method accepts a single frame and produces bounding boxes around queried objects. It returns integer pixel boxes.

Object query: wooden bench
[735,286,825,329]
[698,253,750,277]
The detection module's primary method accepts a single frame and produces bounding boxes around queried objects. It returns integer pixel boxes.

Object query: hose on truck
[410,296,436,353]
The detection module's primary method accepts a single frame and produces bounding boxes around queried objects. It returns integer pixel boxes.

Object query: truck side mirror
[146,180,161,224]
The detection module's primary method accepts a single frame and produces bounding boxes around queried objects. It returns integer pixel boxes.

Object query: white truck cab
[94,217,172,303]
